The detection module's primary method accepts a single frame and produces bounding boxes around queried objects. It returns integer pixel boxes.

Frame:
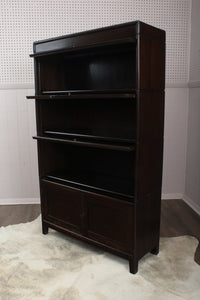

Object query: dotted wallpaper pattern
[0,0,191,86]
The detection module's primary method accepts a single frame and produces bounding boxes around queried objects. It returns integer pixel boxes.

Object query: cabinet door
[41,180,83,234]
[85,193,134,252]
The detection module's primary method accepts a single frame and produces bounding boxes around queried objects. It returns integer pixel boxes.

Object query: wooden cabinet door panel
[41,180,82,233]
[85,193,134,252]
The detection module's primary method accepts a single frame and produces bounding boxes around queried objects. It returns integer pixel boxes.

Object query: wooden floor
[160,200,200,265]
[0,200,199,265]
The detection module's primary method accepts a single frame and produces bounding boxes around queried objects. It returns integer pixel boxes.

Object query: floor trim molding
[161,193,183,200]
[0,198,40,205]
[183,194,200,216]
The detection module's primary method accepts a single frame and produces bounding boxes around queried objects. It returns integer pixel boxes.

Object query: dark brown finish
[28,21,165,273]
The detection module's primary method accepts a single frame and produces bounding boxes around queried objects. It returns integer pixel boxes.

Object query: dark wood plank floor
[0,200,199,264]
[0,204,40,227]
[160,199,200,265]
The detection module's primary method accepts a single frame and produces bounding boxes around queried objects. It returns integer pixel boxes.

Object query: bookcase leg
[129,256,138,274]
[151,245,159,255]
[42,221,49,235]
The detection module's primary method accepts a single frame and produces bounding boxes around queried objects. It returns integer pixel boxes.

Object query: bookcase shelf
[30,36,136,58]
[27,90,136,100]
[29,20,165,274]
[33,135,135,152]
[43,130,136,144]
[42,170,134,201]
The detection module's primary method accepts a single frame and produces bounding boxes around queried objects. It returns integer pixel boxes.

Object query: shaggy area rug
[0,216,199,300]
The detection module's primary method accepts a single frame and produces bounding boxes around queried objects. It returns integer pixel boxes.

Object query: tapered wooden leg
[129,256,138,274]
[42,221,49,234]
[151,245,159,255]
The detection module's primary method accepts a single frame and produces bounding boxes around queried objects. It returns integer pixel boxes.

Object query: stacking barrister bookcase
[28,21,165,273]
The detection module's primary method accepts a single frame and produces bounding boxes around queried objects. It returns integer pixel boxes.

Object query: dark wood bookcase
[28,21,165,273]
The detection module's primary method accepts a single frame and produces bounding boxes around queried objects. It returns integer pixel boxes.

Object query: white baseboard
[183,195,200,216]
[161,193,183,200]
[0,198,40,205]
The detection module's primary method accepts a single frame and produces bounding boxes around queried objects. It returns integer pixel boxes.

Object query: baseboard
[0,198,40,205]
[161,193,183,200]
[183,195,200,216]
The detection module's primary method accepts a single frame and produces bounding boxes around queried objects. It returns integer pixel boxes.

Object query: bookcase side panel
[137,35,165,90]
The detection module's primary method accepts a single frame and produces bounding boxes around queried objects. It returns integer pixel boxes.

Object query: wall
[162,88,189,199]
[0,0,191,204]
[184,0,200,214]
[0,89,39,204]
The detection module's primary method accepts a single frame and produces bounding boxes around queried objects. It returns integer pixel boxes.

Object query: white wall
[184,0,200,214]
[0,89,39,204]
[0,0,192,205]
[0,0,191,87]
[162,88,189,199]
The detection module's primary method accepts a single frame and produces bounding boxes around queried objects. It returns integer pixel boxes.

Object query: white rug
[0,216,199,300]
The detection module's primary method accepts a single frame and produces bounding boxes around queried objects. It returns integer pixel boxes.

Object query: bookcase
[28,21,165,273]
